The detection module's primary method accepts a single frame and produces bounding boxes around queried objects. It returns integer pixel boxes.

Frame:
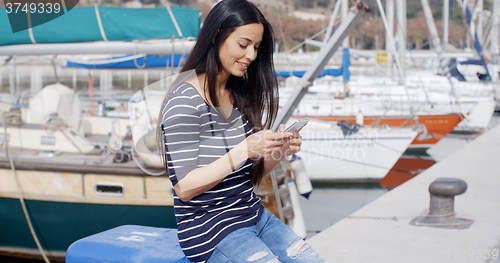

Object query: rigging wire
[3,112,51,263]
[300,149,422,175]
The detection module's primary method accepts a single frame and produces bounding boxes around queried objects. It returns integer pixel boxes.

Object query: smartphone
[283,118,309,132]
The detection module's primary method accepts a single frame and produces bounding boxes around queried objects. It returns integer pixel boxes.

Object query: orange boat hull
[296,114,463,146]
[380,156,436,190]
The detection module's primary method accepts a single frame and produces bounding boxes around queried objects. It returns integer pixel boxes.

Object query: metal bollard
[410,178,474,229]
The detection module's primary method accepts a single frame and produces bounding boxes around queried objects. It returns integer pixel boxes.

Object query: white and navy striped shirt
[161,82,263,263]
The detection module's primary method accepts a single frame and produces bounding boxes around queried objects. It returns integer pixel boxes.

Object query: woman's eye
[238,43,247,49]
[254,46,260,50]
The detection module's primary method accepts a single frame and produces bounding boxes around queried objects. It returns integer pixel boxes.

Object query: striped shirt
[161,82,264,263]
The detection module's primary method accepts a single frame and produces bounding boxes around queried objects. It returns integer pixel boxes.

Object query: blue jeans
[207,208,324,263]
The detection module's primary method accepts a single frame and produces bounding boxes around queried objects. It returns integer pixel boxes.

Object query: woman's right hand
[244,130,294,160]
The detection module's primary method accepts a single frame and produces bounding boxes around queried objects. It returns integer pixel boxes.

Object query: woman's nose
[246,48,257,61]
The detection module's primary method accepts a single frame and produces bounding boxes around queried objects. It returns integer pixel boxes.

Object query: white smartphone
[283,118,309,132]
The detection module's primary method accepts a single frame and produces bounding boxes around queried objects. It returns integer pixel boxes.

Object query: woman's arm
[174,141,248,202]
[175,130,294,202]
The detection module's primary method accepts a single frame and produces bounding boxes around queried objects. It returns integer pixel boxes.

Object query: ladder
[254,160,294,224]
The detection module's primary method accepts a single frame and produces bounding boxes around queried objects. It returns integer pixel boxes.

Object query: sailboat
[275,0,498,154]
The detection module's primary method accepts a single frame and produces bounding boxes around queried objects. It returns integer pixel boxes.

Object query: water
[299,184,387,240]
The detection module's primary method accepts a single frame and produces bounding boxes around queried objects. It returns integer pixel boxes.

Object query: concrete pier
[308,125,500,263]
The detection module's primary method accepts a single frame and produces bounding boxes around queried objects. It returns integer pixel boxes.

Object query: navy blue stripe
[161,83,263,263]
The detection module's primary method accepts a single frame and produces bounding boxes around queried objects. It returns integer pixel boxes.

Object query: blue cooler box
[66,225,190,263]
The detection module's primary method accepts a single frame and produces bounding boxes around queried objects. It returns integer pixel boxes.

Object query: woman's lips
[237,61,249,70]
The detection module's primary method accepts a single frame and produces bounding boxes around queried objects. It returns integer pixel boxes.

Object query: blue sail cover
[65,54,189,69]
[448,58,466,81]
[0,6,200,46]
[341,48,351,83]
[462,1,491,81]
[276,48,351,82]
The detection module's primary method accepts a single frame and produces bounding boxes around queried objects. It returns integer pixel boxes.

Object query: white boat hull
[293,120,418,181]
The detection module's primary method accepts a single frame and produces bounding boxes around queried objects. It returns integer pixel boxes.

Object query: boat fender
[356,110,364,126]
[289,154,313,199]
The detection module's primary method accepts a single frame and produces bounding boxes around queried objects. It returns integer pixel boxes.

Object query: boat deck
[307,124,500,262]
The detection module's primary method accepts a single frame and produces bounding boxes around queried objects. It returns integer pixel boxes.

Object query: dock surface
[308,125,500,263]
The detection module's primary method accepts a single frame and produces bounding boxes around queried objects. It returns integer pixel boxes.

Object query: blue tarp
[0,6,200,46]
[448,59,466,82]
[460,59,486,66]
[341,48,351,83]
[68,48,353,81]
[276,48,351,82]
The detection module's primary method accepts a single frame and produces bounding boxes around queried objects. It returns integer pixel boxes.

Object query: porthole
[94,182,125,197]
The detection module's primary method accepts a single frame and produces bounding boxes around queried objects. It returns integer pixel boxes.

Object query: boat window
[0,133,10,142]
[94,182,125,197]
[41,136,56,145]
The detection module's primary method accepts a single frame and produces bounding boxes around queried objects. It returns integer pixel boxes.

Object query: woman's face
[218,23,264,78]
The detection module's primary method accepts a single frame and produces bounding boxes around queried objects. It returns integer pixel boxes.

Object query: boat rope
[375,0,413,114]
[60,0,68,13]
[166,5,183,37]
[390,13,434,107]
[51,57,60,83]
[133,44,147,69]
[106,120,123,154]
[43,117,83,153]
[299,149,420,175]
[27,11,37,44]
[2,112,51,263]
[94,4,109,42]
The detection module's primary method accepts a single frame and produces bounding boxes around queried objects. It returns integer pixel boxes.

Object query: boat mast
[273,5,367,129]
[342,0,350,48]
[341,0,351,97]
[376,0,416,112]
[443,0,450,44]
[458,0,492,80]
[420,0,448,72]
[477,0,484,41]
[396,0,406,77]
[324,0,343,43]
[376,0,407,85]
[386,0,394,74]
[492,0,500,56]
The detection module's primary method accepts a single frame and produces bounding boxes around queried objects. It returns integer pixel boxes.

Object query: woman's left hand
[277,124,302,157]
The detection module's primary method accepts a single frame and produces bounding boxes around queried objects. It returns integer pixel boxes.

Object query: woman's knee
[286,238,323,262]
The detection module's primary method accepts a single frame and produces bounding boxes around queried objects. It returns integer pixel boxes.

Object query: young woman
[157,0,324,262]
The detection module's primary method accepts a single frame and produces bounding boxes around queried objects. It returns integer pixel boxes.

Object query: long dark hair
[158,0,278,186]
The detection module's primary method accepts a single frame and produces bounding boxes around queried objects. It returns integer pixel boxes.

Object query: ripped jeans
[207,208,324,263]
